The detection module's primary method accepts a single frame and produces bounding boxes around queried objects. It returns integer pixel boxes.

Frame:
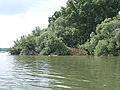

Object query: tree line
[8,0,120,56]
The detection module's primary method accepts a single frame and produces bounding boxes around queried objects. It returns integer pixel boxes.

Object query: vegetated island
[8,0,120,56]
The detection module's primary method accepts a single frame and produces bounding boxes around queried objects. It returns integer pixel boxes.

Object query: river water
[0,52,120,90]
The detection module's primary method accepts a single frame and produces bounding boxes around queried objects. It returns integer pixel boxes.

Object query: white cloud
[0,0,67,48]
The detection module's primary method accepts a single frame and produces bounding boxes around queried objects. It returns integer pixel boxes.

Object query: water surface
[0,52,120,90]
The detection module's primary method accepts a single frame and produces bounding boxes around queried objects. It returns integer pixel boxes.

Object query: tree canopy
[79,15,120,56]
[8,0,120,56]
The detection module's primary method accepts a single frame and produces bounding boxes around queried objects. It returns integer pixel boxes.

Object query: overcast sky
[0,0,67,48]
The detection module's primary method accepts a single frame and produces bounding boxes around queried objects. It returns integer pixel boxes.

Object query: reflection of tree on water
[12,56,120,90]
[12,56,53,88]
[89,57,120,90]
[48,56,120,90]
[48,56,93,89]
[12,56,68,89]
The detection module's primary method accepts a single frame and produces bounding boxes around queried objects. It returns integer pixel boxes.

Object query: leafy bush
[94,40,109,56]
[79,15,120,56]
[40,35,71,55]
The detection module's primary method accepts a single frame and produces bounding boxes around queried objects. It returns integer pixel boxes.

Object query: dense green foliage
[49,0,120,47]
[8,0,120,56]
[79,15,120,56]
[8,27,71,55]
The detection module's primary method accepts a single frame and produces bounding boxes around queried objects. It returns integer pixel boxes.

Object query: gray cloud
[0,0,41,15]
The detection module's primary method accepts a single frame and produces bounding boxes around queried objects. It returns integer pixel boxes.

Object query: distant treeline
[0,48,8,51]
[8,0,120,56]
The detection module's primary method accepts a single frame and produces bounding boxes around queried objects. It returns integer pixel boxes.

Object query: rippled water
[0,52,120,90]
